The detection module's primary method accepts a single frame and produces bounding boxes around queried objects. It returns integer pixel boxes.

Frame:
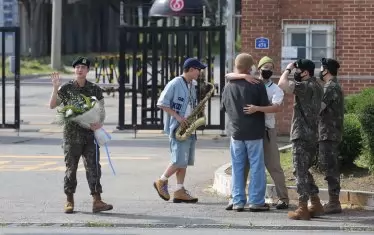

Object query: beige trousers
[242,128,289,203]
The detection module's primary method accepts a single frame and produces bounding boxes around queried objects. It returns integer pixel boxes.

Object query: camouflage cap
[72,56,90,68]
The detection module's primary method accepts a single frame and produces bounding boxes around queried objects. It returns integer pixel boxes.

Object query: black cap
[321,58,340,75]
[72,56,90,68]
[294,59,315,71]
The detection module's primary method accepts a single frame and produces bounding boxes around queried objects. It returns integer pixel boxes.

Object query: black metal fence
[0,27,20,130]
[117,25,226,131]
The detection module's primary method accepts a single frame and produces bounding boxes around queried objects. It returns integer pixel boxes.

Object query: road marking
[0,155,151,160]
[20,162,58,171]
[0,161,11,165]
[0,155,151,172]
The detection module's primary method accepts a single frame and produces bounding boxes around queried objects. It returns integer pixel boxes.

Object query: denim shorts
[169,135,196,168]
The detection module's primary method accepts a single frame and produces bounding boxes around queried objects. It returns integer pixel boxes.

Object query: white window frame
[281,24,334,72]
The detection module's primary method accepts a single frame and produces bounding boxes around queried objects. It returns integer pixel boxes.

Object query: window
[281,22,335,71]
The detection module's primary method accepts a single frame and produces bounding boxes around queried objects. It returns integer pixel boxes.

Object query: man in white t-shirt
[225,56,289,210]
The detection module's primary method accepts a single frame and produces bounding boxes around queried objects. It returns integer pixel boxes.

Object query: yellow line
[20,162,58,171]
[0,165,30,169]
[0,155,151,160]
[0,161,11,165]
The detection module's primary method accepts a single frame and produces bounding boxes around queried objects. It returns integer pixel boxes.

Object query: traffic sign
[255,37,270,49]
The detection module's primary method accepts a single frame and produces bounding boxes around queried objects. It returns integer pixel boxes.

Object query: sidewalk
[212,139,374,211]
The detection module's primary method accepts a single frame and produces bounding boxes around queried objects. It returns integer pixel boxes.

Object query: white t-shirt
[264,81,284,128]
[184,81,196,118]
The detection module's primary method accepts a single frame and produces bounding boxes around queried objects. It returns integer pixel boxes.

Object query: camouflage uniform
[290,77,323,202]
[57,80,105,195]
[318,79,344,197]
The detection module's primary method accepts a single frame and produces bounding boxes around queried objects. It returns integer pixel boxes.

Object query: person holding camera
[278,59,324,220]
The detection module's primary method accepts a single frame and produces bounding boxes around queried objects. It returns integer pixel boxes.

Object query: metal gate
[0,27,21,130]
[117,25,226,132]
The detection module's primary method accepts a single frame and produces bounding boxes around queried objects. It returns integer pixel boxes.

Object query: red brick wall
[241,0,374,135]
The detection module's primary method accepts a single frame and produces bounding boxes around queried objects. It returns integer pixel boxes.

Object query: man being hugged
[221,53,270,212]
[225,56,289,210]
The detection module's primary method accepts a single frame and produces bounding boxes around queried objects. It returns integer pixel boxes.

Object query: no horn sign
[255,37,270,49]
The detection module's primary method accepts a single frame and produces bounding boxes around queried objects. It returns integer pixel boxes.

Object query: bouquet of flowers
[55,94,111,146]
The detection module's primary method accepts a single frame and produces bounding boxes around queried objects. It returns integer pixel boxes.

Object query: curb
[212,145,374,210]
[0,223,373,231]
[0,222,374,230]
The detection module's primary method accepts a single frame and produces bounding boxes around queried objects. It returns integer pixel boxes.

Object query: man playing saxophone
[153,58,207,203]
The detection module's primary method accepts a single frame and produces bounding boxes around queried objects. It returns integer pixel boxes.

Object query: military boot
[92,193,113,213]
[288,200,311,220]
[308,195,325,217]
[64,194,74,214]
[323,195,342,214]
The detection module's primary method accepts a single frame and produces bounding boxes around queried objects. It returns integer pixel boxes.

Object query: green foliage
[338,114,363,169]
[357,103,374,172]
[344,87,374,114]
[343,87,374,173]
[312,114,363,172]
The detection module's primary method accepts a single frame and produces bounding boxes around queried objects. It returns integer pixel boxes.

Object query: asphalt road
[1,228,374,235]
[0,74,373,233]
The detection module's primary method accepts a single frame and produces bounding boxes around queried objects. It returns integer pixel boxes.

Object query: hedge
[338,114,363,169]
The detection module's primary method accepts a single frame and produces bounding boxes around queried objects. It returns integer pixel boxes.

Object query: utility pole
[223,0,235,136]
[51,0,62,70]
[226,0,235,73]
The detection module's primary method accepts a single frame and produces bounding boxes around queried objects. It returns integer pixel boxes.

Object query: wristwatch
[285,68,292,73]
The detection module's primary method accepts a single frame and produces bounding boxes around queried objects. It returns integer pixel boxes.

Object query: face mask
[261,70,273,80]
[294,71,304,82]
[319,70,327,81]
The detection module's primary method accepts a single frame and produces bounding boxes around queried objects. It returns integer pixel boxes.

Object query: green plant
[338,114,364,169]
[344,87,374,114]
[357,103,374,172]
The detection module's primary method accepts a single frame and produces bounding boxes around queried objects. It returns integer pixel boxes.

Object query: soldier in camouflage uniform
[278,59,324,220]
[318,58,344,214]
[49,56,113,214]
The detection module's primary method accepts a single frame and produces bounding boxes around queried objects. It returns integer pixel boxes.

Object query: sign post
[255,37,270,49]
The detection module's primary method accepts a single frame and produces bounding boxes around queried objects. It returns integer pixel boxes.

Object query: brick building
[241,0,374,135]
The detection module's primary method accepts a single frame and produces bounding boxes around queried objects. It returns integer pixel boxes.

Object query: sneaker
[275,200,289,210]
[249,203,270,212]
[173,187,198,203]
[232,204,244,212]
[153,179,170,201]
[225,202,233,210]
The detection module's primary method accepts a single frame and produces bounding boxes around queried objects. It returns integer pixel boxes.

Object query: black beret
[72,56,90,68]
[294,59,315,71]
[321,58,340,71]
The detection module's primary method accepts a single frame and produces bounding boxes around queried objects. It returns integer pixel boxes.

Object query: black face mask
[294,71,304,82]
[261,70,273,80]
[319,70,327,81]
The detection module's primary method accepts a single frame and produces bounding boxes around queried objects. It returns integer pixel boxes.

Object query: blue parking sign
[255,37,269,49]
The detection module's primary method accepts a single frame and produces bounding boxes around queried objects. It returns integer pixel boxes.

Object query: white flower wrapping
[65,101,111,146]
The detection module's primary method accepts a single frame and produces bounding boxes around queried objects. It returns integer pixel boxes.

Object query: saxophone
[175,82,215,141]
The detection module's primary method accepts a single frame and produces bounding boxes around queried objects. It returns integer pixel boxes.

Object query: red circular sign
[170,0,184,12]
